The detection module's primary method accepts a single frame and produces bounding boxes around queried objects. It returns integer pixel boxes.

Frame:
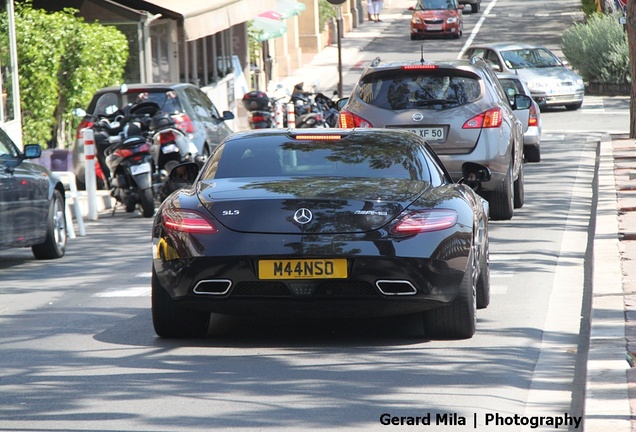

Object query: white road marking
[93,286,150,297]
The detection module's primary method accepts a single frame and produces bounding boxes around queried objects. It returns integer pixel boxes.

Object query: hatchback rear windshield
[90,89,184,116]
[357,69,482,110]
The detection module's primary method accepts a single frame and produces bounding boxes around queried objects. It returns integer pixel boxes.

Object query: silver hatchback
[462,42,585,110]
[338,57,532,220]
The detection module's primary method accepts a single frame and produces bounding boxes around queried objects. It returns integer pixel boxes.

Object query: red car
[410,0,464,40]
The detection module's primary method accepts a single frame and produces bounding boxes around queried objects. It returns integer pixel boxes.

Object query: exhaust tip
[193,279,232,296]
[376,280,417,296]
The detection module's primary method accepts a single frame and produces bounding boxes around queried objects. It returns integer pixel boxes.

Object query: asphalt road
[0,0,631,430]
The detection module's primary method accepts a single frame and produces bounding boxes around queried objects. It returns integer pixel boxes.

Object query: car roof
[468,42,548,51]
[94,82,194,95]
[495,73,523,81]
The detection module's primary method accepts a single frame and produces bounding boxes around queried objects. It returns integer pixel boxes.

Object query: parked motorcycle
[289,82,326,128]
[314,92,339,128]
[148,111,201,201]
[91,101,158,217]
[242,86,288,129]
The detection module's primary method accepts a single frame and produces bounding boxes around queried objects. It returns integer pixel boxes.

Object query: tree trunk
[629,0,636,138]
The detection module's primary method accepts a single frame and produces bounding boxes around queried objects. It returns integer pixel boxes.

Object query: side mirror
[23,143,42,159]
[336,97,349,111]
[72,108,87,117]
[222,111,235,121]
[513,94,532,110]
[460,162,491,189]
[169,162,199,186]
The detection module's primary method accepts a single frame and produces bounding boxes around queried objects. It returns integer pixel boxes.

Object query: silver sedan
[463,42,585,110]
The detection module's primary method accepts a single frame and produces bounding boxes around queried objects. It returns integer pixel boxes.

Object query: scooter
[148,111,202,201]
[92,101,158,217]
[103,122,155,217]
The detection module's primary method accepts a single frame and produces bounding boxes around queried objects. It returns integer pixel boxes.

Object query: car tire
[524,145,541,163]
[32,189,67,260]
[476,232,490,309]
[513,162,524,209]
[140,188,155,217]
[423,253,477,339]
[565,102,582,111]
[471,3,480,13]
[410,34,417,41]
[152,269,211,338]
[488,165,514,220]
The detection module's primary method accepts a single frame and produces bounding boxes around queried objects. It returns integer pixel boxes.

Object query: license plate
[547,86,575,95]
[259,259,348,279]
[426,24,443,31]
[397,127,445,142]
[130,163,151,175]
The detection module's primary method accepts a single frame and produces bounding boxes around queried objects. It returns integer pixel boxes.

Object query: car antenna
[420,45,425,64]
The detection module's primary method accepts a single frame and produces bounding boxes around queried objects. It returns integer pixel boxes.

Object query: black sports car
[151,129,491,339]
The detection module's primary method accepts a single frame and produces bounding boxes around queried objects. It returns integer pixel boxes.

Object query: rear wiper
[414,99,458,106]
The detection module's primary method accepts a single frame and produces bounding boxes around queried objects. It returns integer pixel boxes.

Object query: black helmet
[150,112,175,131]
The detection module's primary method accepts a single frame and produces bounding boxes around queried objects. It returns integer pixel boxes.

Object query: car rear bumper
[152,248,470,317]
[523,126,541,146]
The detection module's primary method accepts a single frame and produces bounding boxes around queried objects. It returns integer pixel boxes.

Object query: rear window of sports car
[358,69,482,110]
[205,139,432,181]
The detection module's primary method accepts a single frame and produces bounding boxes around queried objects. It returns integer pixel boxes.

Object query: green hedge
[562,12,629,85]
[0,3,128,147]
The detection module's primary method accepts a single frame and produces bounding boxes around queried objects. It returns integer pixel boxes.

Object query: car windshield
[202,136,431,181]
[357,70,481,110]
[415,0,456,10]
[500,48,562,69]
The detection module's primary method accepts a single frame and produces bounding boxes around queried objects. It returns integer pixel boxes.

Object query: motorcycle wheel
[140,188,155,217]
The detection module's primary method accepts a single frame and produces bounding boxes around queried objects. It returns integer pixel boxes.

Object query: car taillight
[162,208,218,234]
[462,107,503,129]
[172,113,195,134]
[391,209,458,235]
[338,110,373,128]
[528,104,538,127]
[158,130,177,145]
[76,119,94,139]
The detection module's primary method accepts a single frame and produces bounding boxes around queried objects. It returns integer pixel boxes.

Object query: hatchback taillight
[462,107,503,129]
[338,110,373,128]
[172,113,195,134]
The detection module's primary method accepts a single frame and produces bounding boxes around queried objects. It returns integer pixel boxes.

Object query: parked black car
[73,83,235,189]
[0,127,67,259]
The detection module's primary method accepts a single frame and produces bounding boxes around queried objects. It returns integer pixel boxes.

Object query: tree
[0,2,127,147]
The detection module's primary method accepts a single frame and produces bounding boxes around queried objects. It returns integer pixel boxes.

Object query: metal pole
[337,6,343,98]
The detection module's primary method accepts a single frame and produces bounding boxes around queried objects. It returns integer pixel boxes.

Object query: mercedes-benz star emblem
[294,208,313,224]
[412,112,424,122]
